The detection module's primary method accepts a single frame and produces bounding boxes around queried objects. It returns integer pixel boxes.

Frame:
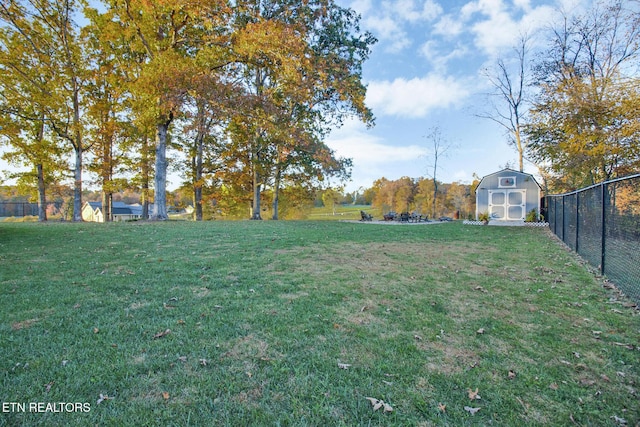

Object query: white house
[475,168,542,221]
[82,201,143,222]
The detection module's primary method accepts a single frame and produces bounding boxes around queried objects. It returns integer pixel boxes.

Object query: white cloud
[513,0,531,10]
[434,0,559,56]
[470,11,520,55]
[364,15,411,52]
[432,14,465,37]
[366,74,470,118]
[419,40,469,72]
[326,119,429,190]
[350,0,373,15]
[357,0,443,53]
[392,0,443,22]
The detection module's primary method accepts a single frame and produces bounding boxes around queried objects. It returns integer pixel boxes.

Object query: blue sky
[327,0,587,191]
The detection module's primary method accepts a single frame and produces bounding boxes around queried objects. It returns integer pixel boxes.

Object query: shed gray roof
[478,168,542,189]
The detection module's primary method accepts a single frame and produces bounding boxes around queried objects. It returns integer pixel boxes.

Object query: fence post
[553,197,558,236]
[600,182,606,275]
[562,195,566,244]
[575,192,580,253]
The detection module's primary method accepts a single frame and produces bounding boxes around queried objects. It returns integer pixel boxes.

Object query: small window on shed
[498,176,516,188]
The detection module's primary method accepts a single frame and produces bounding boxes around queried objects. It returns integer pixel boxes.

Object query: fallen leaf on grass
[549,383,559,390]
[476,328,485,334]
[613,342,634,349]
[153,329,171,339]
[467,388,481,400]
[162,392,170,400]
[97,393,112,404]
[438,402,446,412]
[365,397,393,413]
[611,415,627,425]
[464,406,481,415]
[508,370,517,379]
[199,359,208,366]
[337,362,351,370]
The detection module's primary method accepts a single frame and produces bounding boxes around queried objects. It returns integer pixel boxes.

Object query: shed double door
[488,190,526,220]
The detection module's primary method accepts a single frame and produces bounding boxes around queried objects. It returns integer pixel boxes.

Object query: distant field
[0,221,638,426]
[306,204,380,221]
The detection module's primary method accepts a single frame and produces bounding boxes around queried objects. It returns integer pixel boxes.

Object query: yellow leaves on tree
[233,19,307,84]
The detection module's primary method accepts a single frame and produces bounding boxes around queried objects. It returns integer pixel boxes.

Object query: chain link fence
[0,202,65,219]
[546,174,640,304]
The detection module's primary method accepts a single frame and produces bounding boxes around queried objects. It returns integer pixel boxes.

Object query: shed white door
[489,190,526,220]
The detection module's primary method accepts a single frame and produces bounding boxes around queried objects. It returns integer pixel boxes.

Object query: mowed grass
[0,221,638,426]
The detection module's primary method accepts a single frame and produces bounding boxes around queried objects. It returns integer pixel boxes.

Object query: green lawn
[0,221,638,426]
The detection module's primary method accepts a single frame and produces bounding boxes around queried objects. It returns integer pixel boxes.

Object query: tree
[1,0,88,221]
[0,19,56,221]
[176,73,231,221]
[229,0,374,219]
[83,10,131,221]
[104,0,230,220]
[526,0,640,191]
[423,126,453,218]
[480,34,530,172]
[321,187,341,215]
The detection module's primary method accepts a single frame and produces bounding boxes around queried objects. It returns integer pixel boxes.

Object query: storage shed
[475,168,541,221]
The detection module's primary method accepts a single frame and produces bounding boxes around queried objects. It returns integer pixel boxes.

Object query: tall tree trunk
[272,166,281,220]
[35,117,47,222]
[102,133,113,222]
[251,168,262,220]
[251,133,263,220]
[141,136,150,219]
[73,144,82,221]
[102,191,112,223]
[194,132,204,221]
[37,163,47,222]
[152,118,171,220]
[515,123,524,172]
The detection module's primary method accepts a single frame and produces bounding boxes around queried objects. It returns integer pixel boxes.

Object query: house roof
[478,168,541,189]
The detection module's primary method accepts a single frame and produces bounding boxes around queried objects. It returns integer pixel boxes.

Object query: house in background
[475,168,542,221]
[82,201,144,222]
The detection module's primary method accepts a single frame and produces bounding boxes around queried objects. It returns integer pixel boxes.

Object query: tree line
[361,177,476,220]
[0,0,374,221]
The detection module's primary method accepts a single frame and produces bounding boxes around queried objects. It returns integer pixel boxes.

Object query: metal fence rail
[546,174,640,304]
